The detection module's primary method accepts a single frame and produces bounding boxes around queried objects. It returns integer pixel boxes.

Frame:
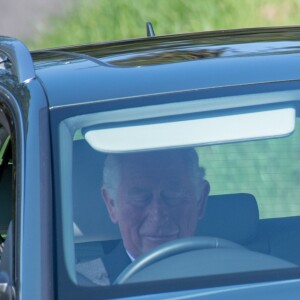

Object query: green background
[197,122,300,219]
[29,0,300,49]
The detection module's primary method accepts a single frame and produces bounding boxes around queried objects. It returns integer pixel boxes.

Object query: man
[100,148,210,283]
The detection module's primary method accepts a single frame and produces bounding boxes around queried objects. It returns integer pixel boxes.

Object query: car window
[198,121,300,219]
[0,115,13,271]
[0,126,11,250]
[52,89,300,298]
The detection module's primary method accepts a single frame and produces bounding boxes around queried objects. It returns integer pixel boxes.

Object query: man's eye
[162,190,188,205]
[129,193,152,206]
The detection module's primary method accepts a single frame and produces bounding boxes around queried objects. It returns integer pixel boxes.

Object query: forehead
[118,151,192,181]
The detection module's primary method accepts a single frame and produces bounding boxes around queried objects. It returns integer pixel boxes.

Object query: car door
[0,38,54,300]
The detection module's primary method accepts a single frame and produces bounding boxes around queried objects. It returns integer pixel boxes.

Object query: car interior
[72,135,300,284]
[0,120,13,281]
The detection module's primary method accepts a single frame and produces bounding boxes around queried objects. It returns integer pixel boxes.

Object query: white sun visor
[84,108,295,153]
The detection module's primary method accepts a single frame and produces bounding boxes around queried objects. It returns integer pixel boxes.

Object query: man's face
[102,152,209,259]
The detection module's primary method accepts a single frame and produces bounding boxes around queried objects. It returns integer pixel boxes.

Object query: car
[1,24,300,299]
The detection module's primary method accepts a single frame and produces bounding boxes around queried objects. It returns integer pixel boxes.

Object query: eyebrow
[127,187,152,194]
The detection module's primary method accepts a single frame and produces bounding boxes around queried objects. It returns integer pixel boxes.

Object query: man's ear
[102,187,118,224]
[197,180,210,220]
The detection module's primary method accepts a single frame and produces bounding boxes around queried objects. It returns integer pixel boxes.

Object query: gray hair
[102,148,205,199]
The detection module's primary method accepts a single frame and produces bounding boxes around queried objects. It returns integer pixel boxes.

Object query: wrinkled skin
[102,151,210,259]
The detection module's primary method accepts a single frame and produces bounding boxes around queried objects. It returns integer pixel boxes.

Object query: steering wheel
[114,236,244,284]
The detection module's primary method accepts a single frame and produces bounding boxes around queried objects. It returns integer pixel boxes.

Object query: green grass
[29,0,300,49]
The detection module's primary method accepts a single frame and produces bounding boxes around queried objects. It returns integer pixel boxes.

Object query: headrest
[196,193,259,244]
[73,140,120,243]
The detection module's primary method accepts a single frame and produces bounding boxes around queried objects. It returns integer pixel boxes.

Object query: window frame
[51,81,300,299]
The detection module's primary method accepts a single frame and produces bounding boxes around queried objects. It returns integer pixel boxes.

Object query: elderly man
[100,148,210,283]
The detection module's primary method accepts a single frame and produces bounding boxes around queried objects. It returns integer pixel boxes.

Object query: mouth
[143,234,178,243]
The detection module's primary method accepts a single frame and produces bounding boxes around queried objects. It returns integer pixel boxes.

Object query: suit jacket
[76,241,131,285]
[102,241,132,283]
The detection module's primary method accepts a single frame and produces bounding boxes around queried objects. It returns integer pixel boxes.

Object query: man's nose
[147,192,170,222]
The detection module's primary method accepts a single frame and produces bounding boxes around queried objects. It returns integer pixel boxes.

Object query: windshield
[52,89,300,295]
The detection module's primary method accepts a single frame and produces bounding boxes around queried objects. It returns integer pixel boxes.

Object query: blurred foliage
[197,119,300,219]
[29,0,300,49]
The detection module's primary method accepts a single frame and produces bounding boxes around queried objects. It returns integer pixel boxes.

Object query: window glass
[198,119,300,218]
[56,95,300,294]
[0,122,13,263]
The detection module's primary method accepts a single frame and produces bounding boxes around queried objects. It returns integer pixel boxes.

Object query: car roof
[31,26,300,109]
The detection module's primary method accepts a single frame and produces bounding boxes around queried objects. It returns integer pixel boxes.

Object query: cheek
[117,204,145,233]
[172,202,198,235]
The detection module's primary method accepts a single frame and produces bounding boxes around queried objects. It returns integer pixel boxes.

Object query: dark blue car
[1,26,300,299]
